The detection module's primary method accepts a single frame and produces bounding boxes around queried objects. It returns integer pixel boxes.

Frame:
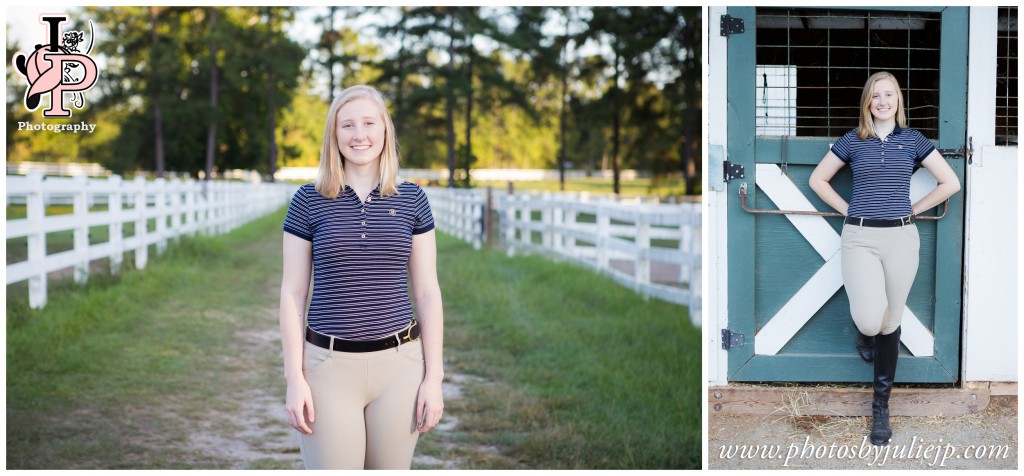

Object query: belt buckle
[902,215,913,226]
[402,321,416,342]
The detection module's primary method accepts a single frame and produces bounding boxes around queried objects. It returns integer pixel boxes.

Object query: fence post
[689,202,702,326]
[186,179,197,236]
[200,180,211,235]
[169,178,182,241]
[73,174,90,285]
[597,206,610,271]
[565,201,577,258]
[504,193,517,257]
[472,192,483,250]
[521,193,532,248]
[636,212,651,290]
[109,175,124,274]
[455,191,464,242]
[134,175,148,269]
[155,177,167,255]
[485,186,493,247]
[26,172,47,308]
[541,193,553,249]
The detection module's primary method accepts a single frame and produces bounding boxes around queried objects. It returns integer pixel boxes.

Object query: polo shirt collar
[341,182,382,196]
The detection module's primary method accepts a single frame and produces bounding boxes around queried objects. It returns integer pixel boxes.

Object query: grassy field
[6,206,700,469]
[6,210,288,469]
[429,235,701,468]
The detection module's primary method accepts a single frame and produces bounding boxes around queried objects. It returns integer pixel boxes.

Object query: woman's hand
[415,377,444,433]
[286,377,315,435]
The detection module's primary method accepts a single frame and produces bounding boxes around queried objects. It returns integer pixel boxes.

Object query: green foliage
[278,86,329,167]
[7,7,700,193]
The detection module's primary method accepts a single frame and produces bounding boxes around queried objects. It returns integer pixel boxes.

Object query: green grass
[473,177,692,197]
[430,233,701,468]
[6,208,290,469]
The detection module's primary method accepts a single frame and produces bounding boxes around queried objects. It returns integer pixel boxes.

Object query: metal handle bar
[738,182,948,220]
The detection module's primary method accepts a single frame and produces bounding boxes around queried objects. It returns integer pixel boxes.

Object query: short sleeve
[283,186,313,241]
[830,131,853,163]
[912,130,937,162]
[411,186,435,235]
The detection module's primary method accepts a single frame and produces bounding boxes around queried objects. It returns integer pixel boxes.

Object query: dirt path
[178,325,304,469]
[709,395,1018,469]
[165,305,492,469]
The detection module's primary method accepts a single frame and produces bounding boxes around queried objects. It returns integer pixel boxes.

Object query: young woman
[809,72,960,446]
[278,85,444,469]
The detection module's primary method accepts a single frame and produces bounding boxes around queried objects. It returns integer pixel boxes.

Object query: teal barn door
[725,7,968,382]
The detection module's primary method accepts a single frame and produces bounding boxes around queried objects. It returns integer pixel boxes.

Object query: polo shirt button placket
[361,200,368,250]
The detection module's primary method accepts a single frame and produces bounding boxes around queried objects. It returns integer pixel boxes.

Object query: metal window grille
[755,8,942,139]
[996,6,1018,146]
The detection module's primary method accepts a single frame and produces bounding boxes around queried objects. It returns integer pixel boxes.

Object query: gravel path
[709,395,1017,469]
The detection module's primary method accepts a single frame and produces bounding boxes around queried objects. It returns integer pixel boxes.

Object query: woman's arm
[409,229,444,433]
[808,151,850,216]
[912,150,961,215]
[280,233,314,435]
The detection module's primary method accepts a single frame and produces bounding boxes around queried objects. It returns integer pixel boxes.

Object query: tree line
[6,7,701,194]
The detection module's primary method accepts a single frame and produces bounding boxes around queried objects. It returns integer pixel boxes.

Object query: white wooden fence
[424,187,701,326]
[423,187,487,250]
[5,173,295,309]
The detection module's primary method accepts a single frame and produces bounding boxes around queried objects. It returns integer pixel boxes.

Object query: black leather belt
[844,215,915,228]
[306,320,420,353]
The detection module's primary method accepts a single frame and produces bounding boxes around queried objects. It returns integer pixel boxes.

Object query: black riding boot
[870,326,900,445]
[855,326,875,362]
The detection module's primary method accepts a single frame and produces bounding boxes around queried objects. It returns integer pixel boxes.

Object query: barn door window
[997,6,1018,146]
[755,8,942,139]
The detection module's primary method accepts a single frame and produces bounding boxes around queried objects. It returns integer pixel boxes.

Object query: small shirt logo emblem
[898,145,903,149]
[389,209,396,216]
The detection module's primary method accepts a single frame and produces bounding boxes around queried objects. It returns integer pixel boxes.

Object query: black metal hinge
[721,329,745,350]
[721,15,745,37]
[724,161,745,182]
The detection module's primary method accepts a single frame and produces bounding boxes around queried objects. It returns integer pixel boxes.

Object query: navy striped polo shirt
[283,181,435,340]
[830,126,936,220]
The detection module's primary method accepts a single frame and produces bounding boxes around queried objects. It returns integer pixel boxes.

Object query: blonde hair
[315,85,401,199]
[856,71,907,140]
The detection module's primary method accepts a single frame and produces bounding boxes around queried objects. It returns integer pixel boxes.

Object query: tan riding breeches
[297,339,424,469]
[841,223,920,336]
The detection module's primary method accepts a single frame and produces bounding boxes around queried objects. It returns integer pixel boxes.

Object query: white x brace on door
[752,163,938,357]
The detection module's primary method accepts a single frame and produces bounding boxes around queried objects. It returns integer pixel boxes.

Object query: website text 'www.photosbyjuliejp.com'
[717,436,1012,467]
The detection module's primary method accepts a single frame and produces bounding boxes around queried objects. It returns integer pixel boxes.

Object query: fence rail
[424,187,702,326]
[6,173,295,309]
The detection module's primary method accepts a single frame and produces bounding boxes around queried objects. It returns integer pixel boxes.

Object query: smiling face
[869,77,900,123]
[335,97,386,167]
